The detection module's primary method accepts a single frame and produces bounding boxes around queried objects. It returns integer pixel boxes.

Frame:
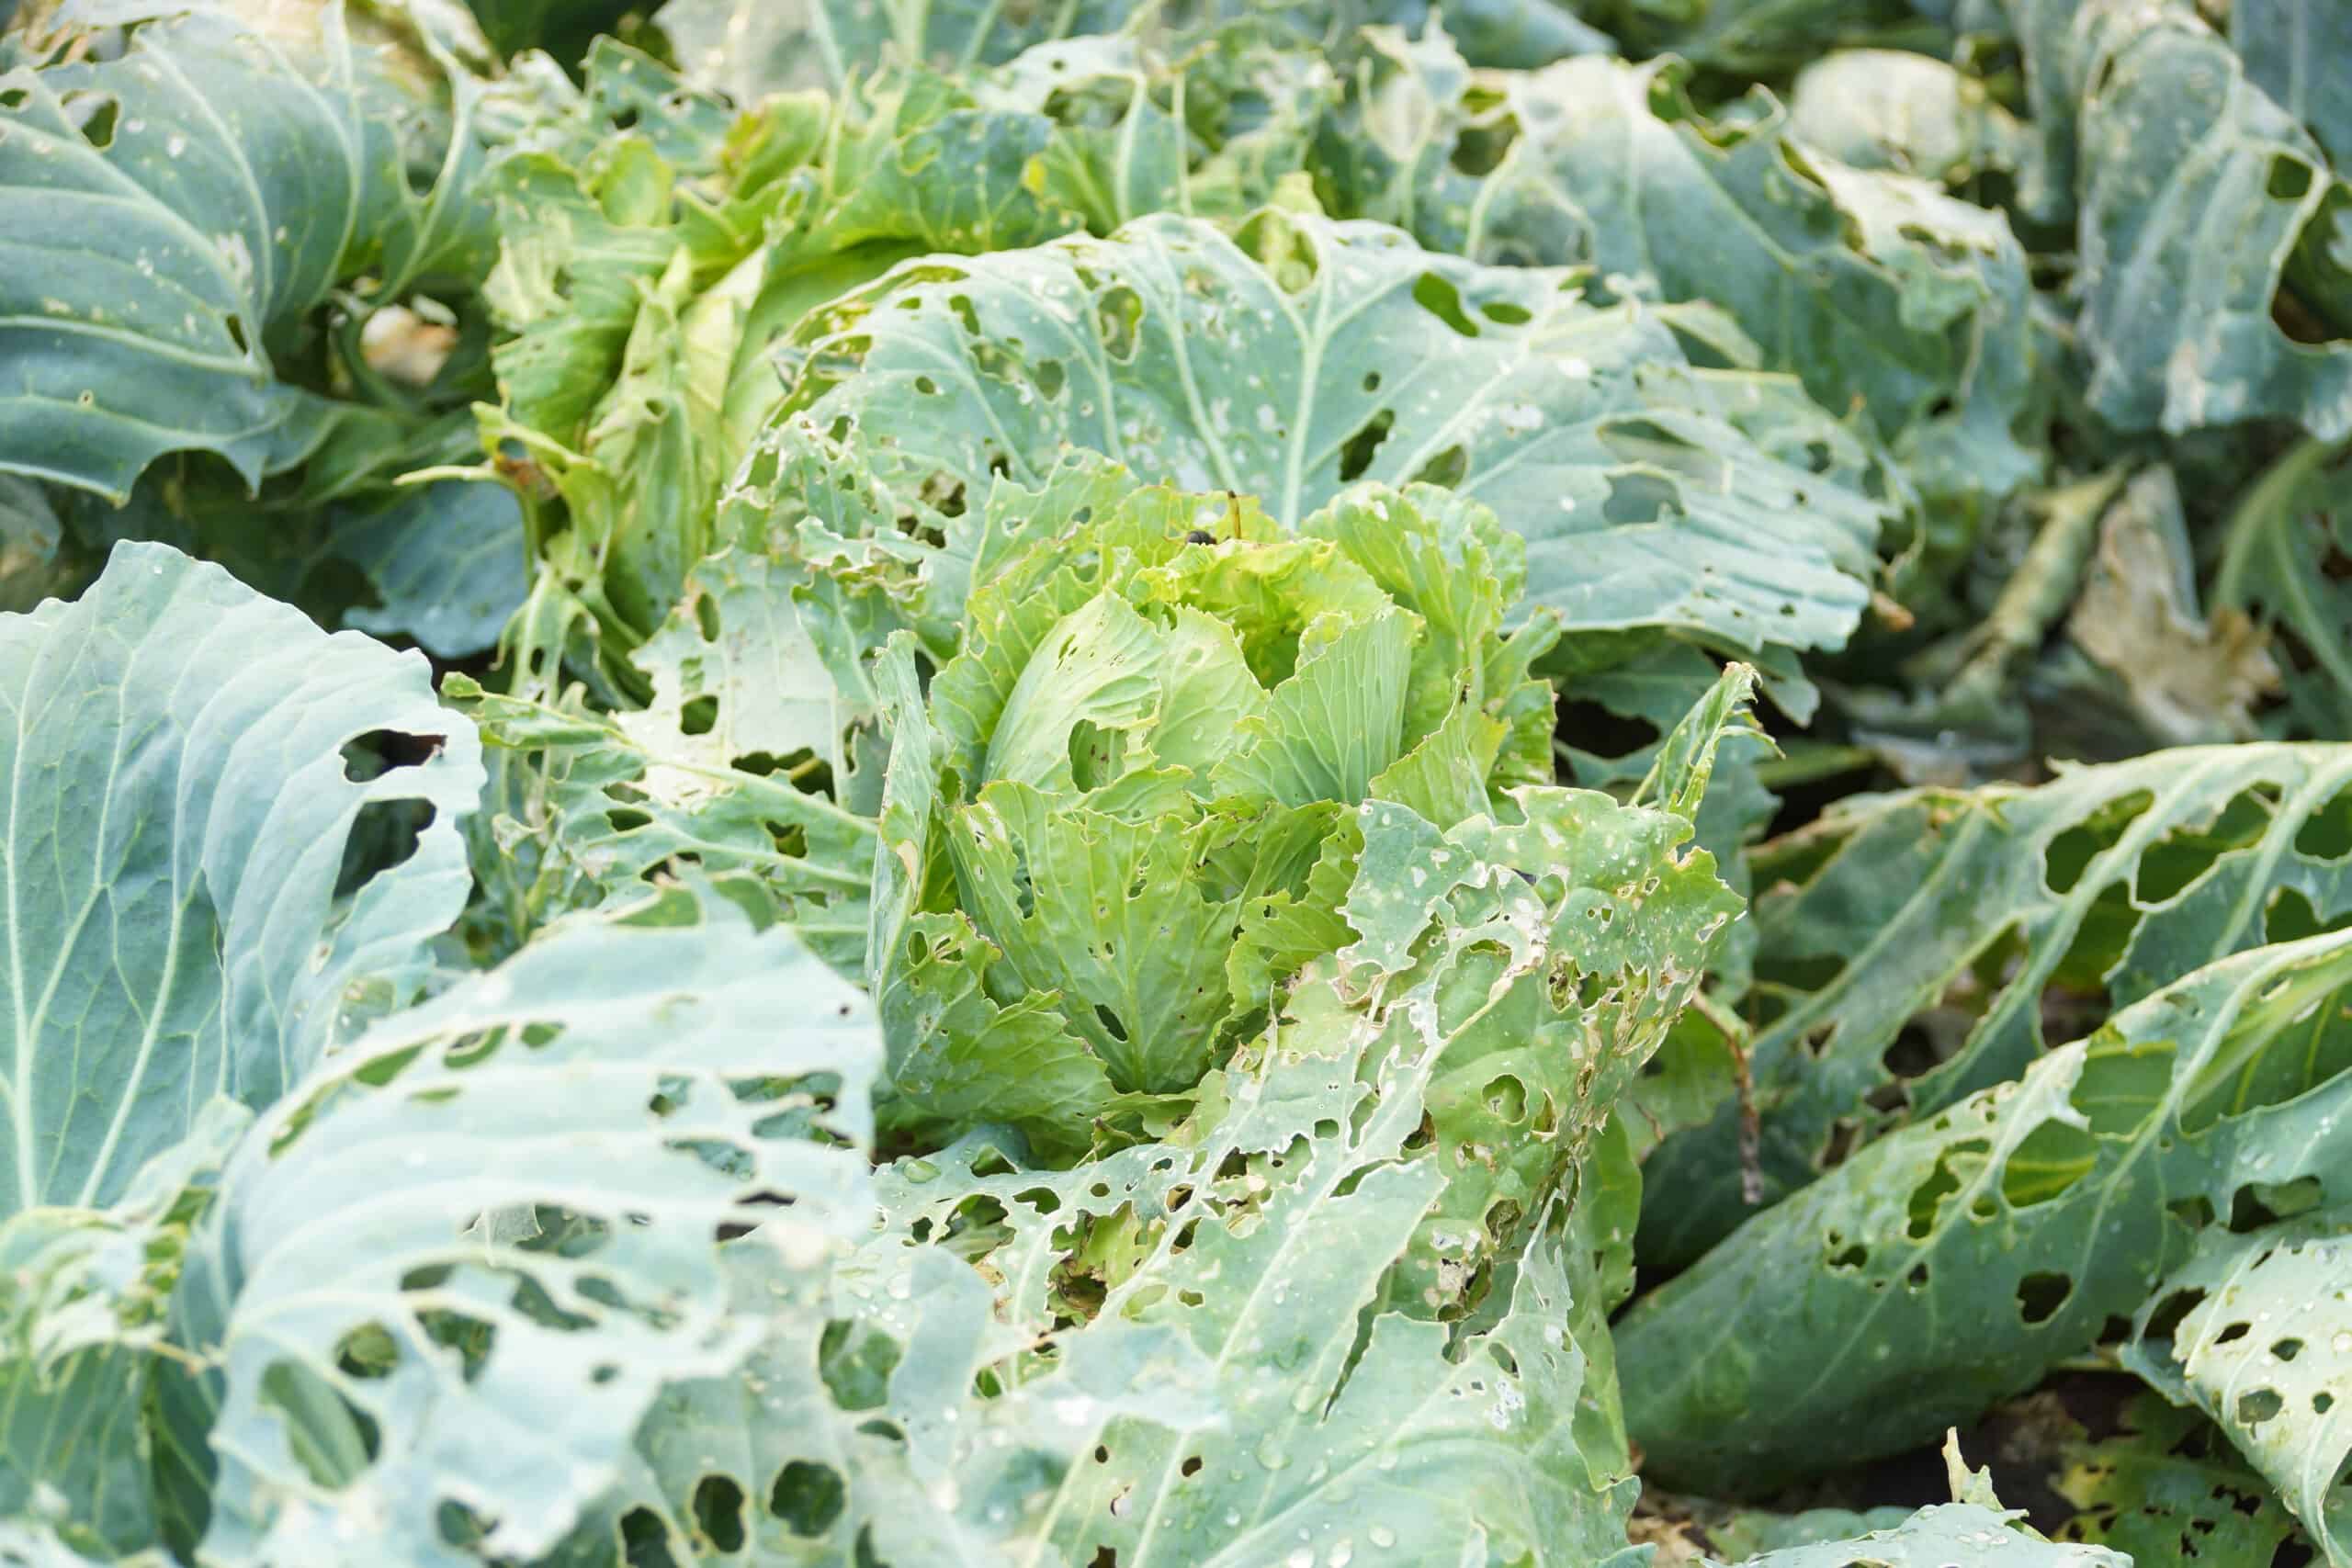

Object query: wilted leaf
[2066,466,2279,747]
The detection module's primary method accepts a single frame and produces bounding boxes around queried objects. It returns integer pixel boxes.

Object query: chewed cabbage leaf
[1640,739,2352,1270]
[2019,4,2352,440]
[1623,930,2352,1492]
[1712,1503,2128,1567]
[1324,40,2038,513]
[0,6,498,501]
[653,0,1613,101]
[171,894,882,1565]
[2125,1211,2352,1560]
[0,541,482,1217]
[741,207,1893,662]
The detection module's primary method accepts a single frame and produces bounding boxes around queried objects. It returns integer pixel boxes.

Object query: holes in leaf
[342,728,445,781]
[1180,1454,1204,1477]
[970,337,1022,384]
[1408,444,1467,490]
[770,1461,846,1537]
[2262,885,2352,942]
[2237,1386,2286,1425]
[818,1319,901,1411]
[2169,1194,2219,1230]
[437,1501,496,1549]
[1035,359,1066,400]
[2043,790,2154,894]
[1555,697,1662,764]
[2002,1116,2095,1208]
[680,694,718,737]
[693,1474,747,1551]
[337,802,437,899]
[2140,1287,2210,1371]
[1095,287,1143,361]
[1449,123,1511,176]
[1479,299,1532,325]
[2268,157,2315,201]
[1092,1004,1129,1043]
[1905,1138,1987,1237]
[2069,1035,2177,1136]
[420,1308,497,1383]
[693,592,721,642]
[1336,409,1395,482]
[1483,1074,1527,1122]
[619,1507,679,1566]
[334,1323,400,1381]
[2167,1416,2220,1461]
[2140,786,2279,904]
[61,90,119,148]
[224,312,252,355]
[2231,1176,2325,1231]
[1601,471,1682,526]
[1069,717,1125,790]
[2295,779,2352,858]
[1410,272,1481,337]
[260,1359,380,1485]
[2272,1337,2305,1362]
[2044,879,2141,1021]
[1882,1024,1944,1082]
[2016,1270,2073,1325]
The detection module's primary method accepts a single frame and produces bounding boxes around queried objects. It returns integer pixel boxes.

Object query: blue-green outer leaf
[0,540,482,1220]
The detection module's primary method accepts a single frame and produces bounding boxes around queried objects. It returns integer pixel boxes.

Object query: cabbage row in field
[2,1,2349,1564]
